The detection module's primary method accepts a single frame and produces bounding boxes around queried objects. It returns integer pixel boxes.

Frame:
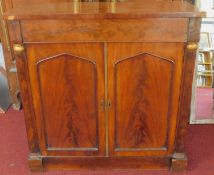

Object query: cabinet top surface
[3,1,204,20]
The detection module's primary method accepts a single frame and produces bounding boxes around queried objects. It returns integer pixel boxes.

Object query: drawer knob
[13,44,25,54]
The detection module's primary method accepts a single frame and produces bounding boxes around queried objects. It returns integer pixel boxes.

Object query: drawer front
[21,18,188,43]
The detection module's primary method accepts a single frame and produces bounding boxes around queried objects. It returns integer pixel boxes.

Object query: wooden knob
[187,43,198,51]
[13,44,25,54]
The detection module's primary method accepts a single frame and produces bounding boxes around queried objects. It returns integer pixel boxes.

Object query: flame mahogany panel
[26,43,106,156]
[37,54,97,149]
[108,43,184,156]
[114,53,173,150]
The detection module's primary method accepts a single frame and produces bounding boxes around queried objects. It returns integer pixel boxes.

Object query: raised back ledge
[3,1,205,20]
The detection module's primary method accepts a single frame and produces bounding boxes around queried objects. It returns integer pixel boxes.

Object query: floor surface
[0,109,214,175]
[195,87,214,120]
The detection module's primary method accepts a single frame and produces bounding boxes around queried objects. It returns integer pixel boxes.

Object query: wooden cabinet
[3,1,202,172]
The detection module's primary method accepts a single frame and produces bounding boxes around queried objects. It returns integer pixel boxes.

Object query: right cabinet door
[107,43,184,157]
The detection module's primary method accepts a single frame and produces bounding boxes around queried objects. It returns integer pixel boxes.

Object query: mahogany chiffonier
[3,1,203,172]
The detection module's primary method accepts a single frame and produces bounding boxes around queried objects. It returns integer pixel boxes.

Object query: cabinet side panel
[8,20,40,153]
[176,18,201,152]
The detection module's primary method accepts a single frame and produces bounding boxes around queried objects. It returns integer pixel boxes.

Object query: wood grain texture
[175,50,196,152]
[6,1,202,171]
[20,19,188,43]
[38,54,98,150]
[175,18,202,152]
[5,0,92,9]
[28,153,44,172]
[3,1,203,20]
[108,43,184,157]
[26,43,105,156]
[114,53,173,150]
[188,18,202,42]
[8,21,40,153]
[170,153,187,172]
[1,0,102,108]
[44,157,169,170]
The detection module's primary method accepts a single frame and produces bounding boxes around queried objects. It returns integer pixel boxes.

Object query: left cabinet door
[26,43,105,157]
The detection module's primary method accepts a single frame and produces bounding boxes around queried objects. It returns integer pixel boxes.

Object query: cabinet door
[108,43,184,156]
[26,43,105,156]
